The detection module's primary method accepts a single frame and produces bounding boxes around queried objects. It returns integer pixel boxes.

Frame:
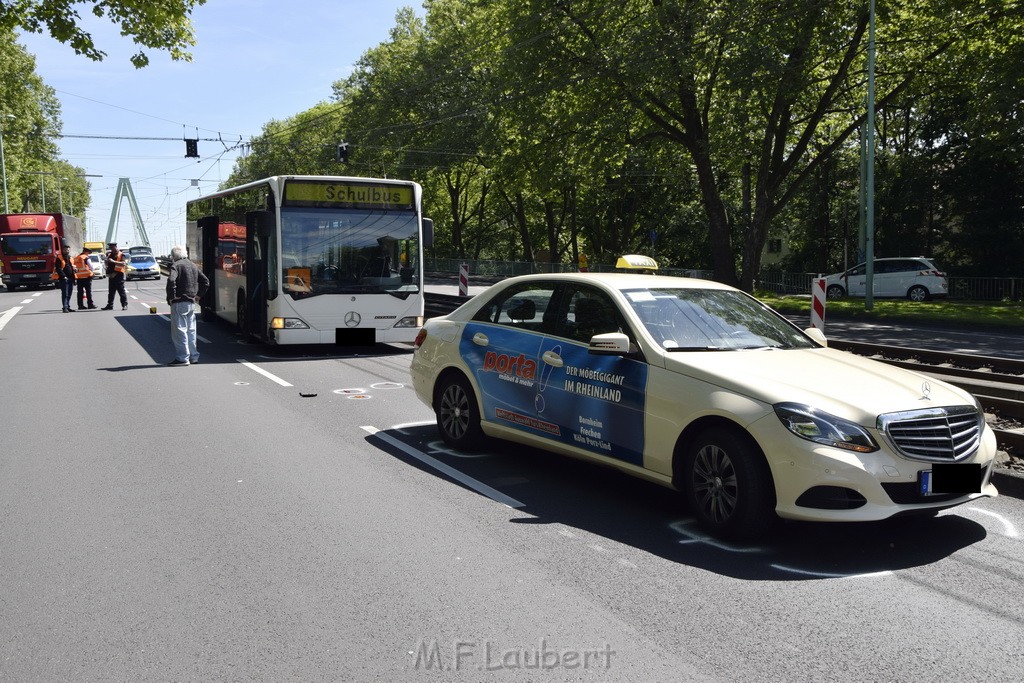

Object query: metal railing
[424,258,1022,300]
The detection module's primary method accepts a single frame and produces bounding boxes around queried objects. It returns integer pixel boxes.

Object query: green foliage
[0,0,204,67]
[227,0,1024,283]
[0,29,90,216]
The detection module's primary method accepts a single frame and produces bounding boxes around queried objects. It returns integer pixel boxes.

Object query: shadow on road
[369,424,988,581]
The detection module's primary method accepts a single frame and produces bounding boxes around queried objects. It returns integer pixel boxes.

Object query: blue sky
[18,0,417,254]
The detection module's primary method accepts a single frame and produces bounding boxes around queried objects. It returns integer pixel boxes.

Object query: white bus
[186,176,433,346]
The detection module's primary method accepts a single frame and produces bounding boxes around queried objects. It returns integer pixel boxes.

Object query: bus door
[198,216,219,322]
[244,210,273,340]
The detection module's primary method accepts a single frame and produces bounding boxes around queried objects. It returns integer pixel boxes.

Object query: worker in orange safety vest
[73,246,97,309]
[101,242,128,310]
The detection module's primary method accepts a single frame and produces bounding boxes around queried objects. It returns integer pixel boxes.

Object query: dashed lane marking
[236,359,293,387]
[361,425,525,510]
[0,306,23,332]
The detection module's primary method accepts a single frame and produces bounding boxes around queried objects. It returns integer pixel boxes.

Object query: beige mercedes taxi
[410,263,997,540]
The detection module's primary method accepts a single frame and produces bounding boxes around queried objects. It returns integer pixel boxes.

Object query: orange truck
[0,213,85,292]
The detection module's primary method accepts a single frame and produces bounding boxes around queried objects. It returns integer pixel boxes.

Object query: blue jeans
[170,300,199,363]
[59,278,74,310]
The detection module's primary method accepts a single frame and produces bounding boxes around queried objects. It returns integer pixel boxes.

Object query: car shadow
[369,425,988,581]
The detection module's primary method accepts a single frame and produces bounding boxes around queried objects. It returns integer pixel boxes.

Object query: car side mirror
[589,332,631,355]
[804,327,828,347]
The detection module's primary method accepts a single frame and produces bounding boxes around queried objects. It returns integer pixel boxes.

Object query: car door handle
[541,350,563,367]
[472,332,489,346]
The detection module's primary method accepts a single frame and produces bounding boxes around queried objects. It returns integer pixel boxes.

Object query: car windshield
[623,287,817,351]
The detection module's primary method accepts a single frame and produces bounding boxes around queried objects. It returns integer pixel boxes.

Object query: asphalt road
[1,281,1022,681]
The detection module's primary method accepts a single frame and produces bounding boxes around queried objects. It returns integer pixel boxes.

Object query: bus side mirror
[422,217,434,249]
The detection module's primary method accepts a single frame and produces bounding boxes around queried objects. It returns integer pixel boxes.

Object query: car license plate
[918,464,982,495]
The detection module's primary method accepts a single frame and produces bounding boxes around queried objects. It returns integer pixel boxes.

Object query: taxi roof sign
[615,254,659,271]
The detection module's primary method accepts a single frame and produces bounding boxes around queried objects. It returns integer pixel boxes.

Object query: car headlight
[774,402,879,453]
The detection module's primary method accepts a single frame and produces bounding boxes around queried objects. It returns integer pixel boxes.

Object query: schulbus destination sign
[283,180,414,209]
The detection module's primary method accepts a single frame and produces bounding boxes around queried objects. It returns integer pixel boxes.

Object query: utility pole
[865,0,876,311]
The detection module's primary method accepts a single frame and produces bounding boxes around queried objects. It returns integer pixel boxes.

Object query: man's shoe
[87,305,97,309]
[100,305,113,310]
[122,305,128,310]
[167,359,189,366]
[189,359,199,364]
[67,308,75,312]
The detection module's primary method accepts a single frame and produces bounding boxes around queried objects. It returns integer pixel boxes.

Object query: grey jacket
[166,258,210,304]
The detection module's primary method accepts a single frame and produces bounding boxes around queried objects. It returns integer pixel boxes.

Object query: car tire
[435,373,485,451]
[907,285,930,302]
[682,427,776,541]
[825,284,846,299]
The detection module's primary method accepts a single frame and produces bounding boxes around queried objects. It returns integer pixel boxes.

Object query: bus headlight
[270,317,310,330]
[394,316,423,328]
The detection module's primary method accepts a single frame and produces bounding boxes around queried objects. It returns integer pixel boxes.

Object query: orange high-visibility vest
[108,250,126,274]
[73,253,93,279]
[52,254,65,281]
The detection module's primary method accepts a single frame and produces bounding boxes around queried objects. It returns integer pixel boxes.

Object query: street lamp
[0,114,14,214]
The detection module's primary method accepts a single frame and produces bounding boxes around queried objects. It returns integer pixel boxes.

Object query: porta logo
[483,351,537,379]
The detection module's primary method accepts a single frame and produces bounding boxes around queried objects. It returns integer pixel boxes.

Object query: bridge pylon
[104,178,150,248]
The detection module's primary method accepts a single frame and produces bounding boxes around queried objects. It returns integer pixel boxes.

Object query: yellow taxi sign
[615,254,659,271]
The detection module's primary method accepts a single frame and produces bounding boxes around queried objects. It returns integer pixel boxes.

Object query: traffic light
[336,142,349,163]
[185,138,199,158]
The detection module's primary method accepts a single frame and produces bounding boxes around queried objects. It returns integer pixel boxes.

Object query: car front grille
[10,260,45,271]
[878,406,982,462]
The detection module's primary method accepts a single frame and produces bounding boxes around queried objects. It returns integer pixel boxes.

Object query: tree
[0,0,205,67]
[0,28,89,216]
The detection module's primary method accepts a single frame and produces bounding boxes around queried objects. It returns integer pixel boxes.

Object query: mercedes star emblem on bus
[345,311,361,327]
[921,381,932,400]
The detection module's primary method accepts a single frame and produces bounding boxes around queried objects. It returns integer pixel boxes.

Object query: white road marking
[966,506,1020,538]
[392,421,436,433]
[236,359,293,387]
[20,299,33,304]
[669,520,765,553]
[0,306,23,332]
[771,564,893,579]
[361,425,525,509]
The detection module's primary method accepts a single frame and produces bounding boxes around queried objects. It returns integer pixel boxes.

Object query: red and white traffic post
[459,262,469,297]
[810,276,826,331]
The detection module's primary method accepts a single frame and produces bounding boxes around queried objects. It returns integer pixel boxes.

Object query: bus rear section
[187,176,428,346]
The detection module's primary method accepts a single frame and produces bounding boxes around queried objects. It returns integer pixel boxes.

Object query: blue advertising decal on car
[460,323,648,465]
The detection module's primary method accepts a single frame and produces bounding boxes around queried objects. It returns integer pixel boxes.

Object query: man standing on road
[165,245,209,366]
[73,246,97,309]
[54,243,76,312]
[101,242,128,310]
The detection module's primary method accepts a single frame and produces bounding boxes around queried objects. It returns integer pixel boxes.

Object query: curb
[993,470,1024,500]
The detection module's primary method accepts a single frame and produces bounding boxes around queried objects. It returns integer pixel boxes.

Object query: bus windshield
[279,207,420,300]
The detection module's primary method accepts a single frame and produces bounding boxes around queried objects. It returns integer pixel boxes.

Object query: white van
[824,257,948,301]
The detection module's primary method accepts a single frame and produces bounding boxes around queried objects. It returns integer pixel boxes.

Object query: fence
[425,258,1023,301]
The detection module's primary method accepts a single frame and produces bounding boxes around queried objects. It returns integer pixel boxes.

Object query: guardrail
[425,258,1023,301]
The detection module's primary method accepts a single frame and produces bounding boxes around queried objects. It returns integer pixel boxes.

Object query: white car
[410,270,997,540]
[87,253,105,279]
[824,257,948,301]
